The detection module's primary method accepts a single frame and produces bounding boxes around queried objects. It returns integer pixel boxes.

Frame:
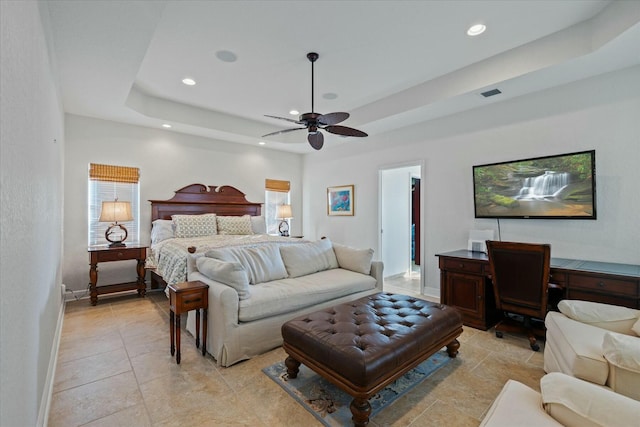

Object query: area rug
[262,351,451,427]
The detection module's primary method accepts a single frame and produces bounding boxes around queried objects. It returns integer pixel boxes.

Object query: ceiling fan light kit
[262,52,368,150]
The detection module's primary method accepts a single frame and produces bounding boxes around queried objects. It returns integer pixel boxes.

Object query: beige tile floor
[49,283,545,427]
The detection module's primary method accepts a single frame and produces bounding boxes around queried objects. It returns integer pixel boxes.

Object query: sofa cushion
[279,238,339,278]
[238,268,376,322]
[196,257,250,300]
[216,215,254,235]
[479,379,562,427]
[172,213,217,238]
[633,318,640,336]
[544,311,609,385]
[541,372,640,427]
[558,300,639,335]
[206,245,287,285]
[602,331,640,373]
[332,242,374,275]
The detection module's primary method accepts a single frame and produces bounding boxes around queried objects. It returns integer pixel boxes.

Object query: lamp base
[105,223,129,247]
[278,220,290,237]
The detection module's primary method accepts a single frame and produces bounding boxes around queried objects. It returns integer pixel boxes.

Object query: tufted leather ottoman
[281,292,463,426]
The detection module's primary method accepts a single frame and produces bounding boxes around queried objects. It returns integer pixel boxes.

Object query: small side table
[88,245,147,306]
[168,281,209,364]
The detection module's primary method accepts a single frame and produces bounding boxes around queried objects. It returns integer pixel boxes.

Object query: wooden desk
[88,245,147,306]
[437,250,640,330]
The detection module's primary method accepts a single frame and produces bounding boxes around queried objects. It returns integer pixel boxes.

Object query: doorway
[379,162,423,295]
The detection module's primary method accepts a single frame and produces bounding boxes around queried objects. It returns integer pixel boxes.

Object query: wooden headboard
[149,184,262,221]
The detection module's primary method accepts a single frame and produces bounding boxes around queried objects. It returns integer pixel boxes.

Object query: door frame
[378,160,425,293]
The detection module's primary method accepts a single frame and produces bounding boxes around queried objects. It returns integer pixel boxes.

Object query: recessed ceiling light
[162,123,172,128]
[215,50,237,63]
[323,93,338,100]
[182,77,196,86]
[289,110,299,115]
[467,24,486,36]
[258,141,266,145]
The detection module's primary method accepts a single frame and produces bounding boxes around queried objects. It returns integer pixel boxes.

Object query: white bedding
[146,234,306,287]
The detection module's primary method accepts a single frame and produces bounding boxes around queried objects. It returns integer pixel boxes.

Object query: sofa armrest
[541,372,640,427]
[370,261,384,291]
[557,300,639,334]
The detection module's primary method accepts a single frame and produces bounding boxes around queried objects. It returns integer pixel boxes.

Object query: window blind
[265,179,290,192]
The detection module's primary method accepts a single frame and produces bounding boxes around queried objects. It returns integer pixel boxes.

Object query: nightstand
[88,245,147,306]
[168,281,209,364]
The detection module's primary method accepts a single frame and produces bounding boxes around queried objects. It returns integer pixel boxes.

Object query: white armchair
[544,300,640,400]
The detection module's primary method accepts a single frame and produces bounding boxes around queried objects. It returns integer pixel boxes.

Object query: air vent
[481,88,502,98]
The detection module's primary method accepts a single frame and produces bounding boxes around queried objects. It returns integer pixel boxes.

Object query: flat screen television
[473,150,596,219]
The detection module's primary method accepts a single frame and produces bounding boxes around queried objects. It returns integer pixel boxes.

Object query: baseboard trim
[422,286,440,302]
[37,299,65,427]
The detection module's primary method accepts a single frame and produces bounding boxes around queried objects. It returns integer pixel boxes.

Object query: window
[265,179,290,235]
[88,163,140,246]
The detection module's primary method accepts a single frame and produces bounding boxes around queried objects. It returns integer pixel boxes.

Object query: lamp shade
[276,204,293,219]
[99,201,133,223]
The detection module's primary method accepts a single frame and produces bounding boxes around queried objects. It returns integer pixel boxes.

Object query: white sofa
[544,300,640,400]
[480,372,640,427]
[185,238,383,367]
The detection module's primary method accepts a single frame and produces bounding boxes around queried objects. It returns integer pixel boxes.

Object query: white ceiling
[43,1,640,153]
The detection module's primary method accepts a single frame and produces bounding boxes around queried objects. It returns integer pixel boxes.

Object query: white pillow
[172,214,218,238]
[151,219,174,244]
[558,300,639,334]
[216,215,254,235]
[602,331,640,373]
[541,372,640,427]
[279,238,339,278]
[332,242,374,275]
[196,257,250,300]
[250,216,267,234]
[206,245,287,284]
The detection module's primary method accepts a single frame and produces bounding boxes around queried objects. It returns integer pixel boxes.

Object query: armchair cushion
[603,332,640,374]
[557,300,639,334]
[541,372,640,427]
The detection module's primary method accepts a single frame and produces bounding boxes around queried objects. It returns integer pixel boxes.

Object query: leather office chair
[486,240,551,351]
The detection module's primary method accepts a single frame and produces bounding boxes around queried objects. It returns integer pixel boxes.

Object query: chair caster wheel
[495,331,503,339]
[530,343,540,351]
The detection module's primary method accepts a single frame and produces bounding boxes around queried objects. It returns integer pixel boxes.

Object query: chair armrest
[541,372,640,427]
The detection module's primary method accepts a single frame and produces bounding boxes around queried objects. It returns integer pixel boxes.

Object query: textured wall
[0,1,65,425]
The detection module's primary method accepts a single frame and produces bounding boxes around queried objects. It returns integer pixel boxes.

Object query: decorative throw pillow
[216,215,254,235]
[558,300,640,334]
[196,257,250,300]
[250,216,267,234]
[172,214,217,238]
[279,238,339,278]
[332,242,374,275]
[151,219,174,244]
[206,245,287,284]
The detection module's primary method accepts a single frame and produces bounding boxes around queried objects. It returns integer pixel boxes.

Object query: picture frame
[327,185,354,216]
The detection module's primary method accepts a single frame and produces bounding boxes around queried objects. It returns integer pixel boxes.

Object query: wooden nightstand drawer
[569,274,638,297]
[95,248,142,262]
[172,290,208,313]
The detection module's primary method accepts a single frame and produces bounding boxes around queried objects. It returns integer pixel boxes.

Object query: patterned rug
[262,351,451,426]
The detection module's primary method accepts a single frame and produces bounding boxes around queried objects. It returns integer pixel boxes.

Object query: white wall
[303,66,640,297]
[0,1,65,425]
[63,115,303,292]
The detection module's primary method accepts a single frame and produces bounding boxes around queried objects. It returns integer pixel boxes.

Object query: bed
[147,183,304,290]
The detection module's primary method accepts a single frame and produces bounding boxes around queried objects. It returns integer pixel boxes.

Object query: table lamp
[276,204,292,237]
[99,200,133,247]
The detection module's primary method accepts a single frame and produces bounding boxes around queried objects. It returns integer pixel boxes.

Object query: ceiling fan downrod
[307,52,318,113]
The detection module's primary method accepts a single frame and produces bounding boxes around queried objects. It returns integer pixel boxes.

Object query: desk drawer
[442,258,484,275]
[569,274,638,297]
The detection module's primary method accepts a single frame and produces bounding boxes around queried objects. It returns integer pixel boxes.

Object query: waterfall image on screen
[473,150,596,219]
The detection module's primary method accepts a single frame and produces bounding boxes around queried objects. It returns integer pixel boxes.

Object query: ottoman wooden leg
[350,397,372,427]
[446,338,460,358]
[285,356,301,379]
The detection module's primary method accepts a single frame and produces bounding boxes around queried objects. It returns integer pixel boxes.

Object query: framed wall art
[327,185,354,216]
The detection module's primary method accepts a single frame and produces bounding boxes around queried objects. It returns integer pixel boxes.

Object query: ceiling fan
[262,52,368,150]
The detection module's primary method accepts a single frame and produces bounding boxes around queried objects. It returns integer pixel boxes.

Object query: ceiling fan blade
[261,127,307,138]
[308,131,324,150]
[318,112,349,126]
[264,115,304,125]
[324,125,368,137]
